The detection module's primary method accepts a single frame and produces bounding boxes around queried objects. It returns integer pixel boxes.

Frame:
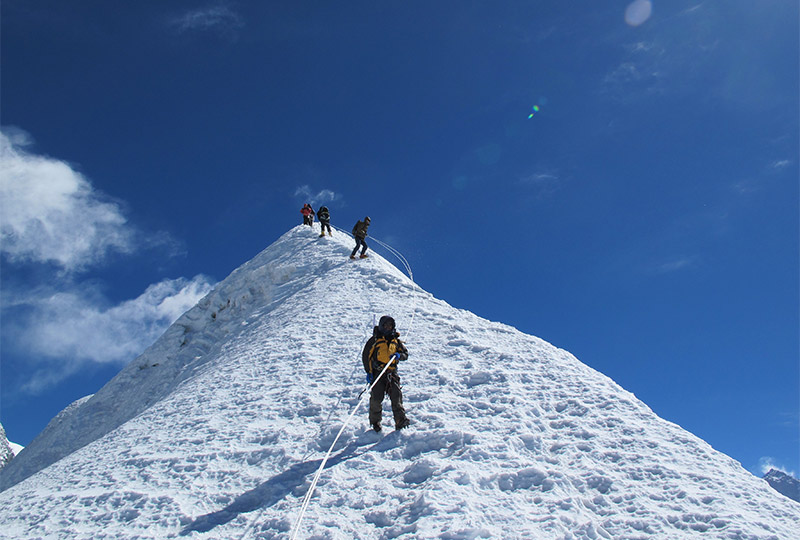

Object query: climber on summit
[300,204,315,226]
[362,315,410,432]
[350,216,370,259]
[317,206,332,237]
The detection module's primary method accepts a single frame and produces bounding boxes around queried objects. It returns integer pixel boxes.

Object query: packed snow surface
[1,226,798,539]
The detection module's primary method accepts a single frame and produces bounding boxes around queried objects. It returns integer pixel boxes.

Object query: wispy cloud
[0,128,217,393]
[681,4,705,16]
[518,171,562,199]
[731,158,793,194]
[168,4,244,38]
[0,130,135,272]
[8,277,214,394]
[769,159,792,170]
[602,59,665,101]
[294,185,342,207]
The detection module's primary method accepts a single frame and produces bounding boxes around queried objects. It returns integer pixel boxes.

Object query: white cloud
[681,4,705,16]
[759,457,796,477]
[12,276,215,394]
[294,185,342,207]
[518,172,562,199]
[0,128,217,394]
[654,257,695,274]
[0,130,135,271]
[769,159,791,170]
[169,4,244,37]
[630,41,656,53]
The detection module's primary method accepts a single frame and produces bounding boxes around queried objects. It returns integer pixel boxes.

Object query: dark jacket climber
[350,216,370,259]
[361,315,410,432]
[317,206,332,237]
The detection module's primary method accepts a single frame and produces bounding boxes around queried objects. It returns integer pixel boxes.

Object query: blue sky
[1,1,797,478]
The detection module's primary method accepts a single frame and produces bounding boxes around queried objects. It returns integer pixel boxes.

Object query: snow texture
[1,225,798,539]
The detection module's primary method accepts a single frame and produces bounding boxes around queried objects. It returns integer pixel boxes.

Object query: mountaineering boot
[349,255,356,260]
[359,253,369,259]
[371,422,382,432]
[396,418,410,430]
[319,233,325,237]
[328,231,333,236]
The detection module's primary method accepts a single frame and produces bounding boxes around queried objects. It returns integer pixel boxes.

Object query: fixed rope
[370,236,413,280]
[287,224,422,540]
[288,358,395,540]
[331,223,418,336]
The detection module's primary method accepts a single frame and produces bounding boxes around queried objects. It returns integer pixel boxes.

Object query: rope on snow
[286,224,423,539]
[288,358,395,540]
[330,223,419,336]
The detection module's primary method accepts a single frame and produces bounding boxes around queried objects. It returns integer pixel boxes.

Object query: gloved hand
[366,373,374,384]
[390,353,404,362]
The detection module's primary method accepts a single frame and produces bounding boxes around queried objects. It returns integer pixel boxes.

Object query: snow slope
[0,225,798,539]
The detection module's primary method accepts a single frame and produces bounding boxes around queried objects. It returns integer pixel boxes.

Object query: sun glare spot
[625,0,652,27]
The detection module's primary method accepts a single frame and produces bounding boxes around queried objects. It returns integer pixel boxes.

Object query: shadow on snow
[179,432,396,536]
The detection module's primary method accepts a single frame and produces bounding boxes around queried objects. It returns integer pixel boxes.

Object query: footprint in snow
[402,459,438,485]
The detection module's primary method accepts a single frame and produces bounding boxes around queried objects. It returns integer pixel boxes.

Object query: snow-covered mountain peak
[1,225,798,539]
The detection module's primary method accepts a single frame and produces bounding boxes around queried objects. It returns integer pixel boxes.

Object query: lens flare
[528,105,541,119]
[625,0,652,27]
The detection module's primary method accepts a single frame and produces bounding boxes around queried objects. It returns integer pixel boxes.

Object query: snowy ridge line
[297,225,397,464]
[370,236,413,281]
[330,223,419,338]
[285,223,423,540]
[289,358,396,540]
[329,223,411,277]
[240,230,384,540]
[368,235,419,339]
[239,224,418,539]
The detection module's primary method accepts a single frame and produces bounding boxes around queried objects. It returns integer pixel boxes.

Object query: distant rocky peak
[764,469,800,503]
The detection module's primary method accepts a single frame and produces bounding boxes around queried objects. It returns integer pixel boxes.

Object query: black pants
[320,221,331,234]
[369,371,407,427]
[303,215,313,226]
[351,237,368,257]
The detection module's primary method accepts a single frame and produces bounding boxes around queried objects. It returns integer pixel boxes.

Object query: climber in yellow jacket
[361,315,410,432]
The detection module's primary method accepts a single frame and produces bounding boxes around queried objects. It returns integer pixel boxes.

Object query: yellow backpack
[370,337,399,369]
